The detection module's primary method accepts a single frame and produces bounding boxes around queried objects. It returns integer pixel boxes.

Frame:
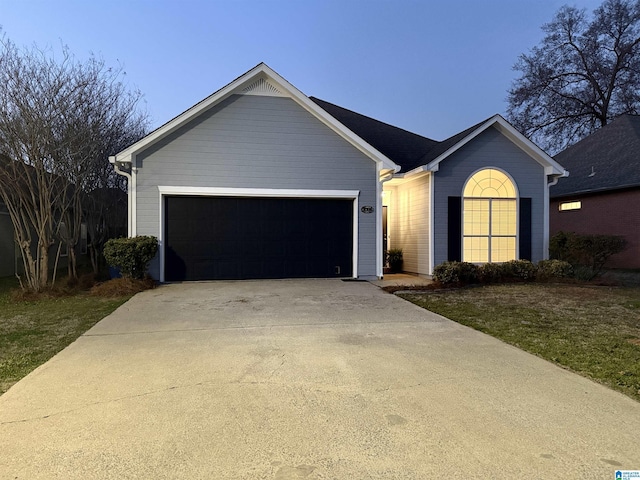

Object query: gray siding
[433,126,546,267]
[0,213,15,277]
[135,94,379,279]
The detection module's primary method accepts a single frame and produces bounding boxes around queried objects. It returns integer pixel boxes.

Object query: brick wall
[550,188,640,269]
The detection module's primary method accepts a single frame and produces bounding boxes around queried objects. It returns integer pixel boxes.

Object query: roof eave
[551,182,640,199]
[420,115,567,176]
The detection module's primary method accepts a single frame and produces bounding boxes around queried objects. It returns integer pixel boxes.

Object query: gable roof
[111,63,565,180]
[110,63,399,173]
[550,114,640,198]
[418,114,566,177]
[310,99,566,177]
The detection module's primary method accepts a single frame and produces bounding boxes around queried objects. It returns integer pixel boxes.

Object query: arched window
[462,168,517,263]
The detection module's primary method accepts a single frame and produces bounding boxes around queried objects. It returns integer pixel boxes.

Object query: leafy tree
[507,0,640,153]
[0,36,148,291]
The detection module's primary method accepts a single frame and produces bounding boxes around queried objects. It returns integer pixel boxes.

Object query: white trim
[429,172,435,275]
[543,175,550,260]
[157,186,359,198]
[131,165,137,236]
[112,63,399,174]
[375,163,383,278]
[157,186,360,282]
[352,197,359,279]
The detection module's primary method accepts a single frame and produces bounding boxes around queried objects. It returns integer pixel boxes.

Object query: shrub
[386,248,404,273]
[477,263,505,284]
[536,259,573,280]
[549,231,627,280]
[432,261,478,286]
[103,236,158,279]
[501,260,537,281]
[548,231,573,263]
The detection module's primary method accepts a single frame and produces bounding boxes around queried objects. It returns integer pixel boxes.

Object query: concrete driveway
[1,279,639,479]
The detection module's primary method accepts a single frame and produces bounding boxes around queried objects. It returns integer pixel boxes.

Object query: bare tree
[0,36,148,290]
[53,58,148,279]
[507,0,640,153]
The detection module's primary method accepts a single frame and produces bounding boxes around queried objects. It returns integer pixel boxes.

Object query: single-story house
[110,63,567,281]
[550,114,640,269]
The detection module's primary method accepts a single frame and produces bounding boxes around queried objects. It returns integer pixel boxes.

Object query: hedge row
[432,259,573,287]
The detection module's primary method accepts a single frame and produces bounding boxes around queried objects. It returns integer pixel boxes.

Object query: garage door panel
[165,196,353,281]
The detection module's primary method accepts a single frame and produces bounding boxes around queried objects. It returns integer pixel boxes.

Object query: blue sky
[0,0,603,141]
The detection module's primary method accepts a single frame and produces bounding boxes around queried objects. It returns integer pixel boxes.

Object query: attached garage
[164,195,355,281]
[111,64,400,282]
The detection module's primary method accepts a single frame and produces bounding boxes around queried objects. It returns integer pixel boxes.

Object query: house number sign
[361,206,374,214]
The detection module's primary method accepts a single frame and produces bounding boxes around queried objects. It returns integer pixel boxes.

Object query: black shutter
[448,196,462,262]
[519,198,532,261]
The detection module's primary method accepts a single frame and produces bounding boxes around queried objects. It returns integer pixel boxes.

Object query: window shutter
[448,196,462,262]
[519,198,532,261]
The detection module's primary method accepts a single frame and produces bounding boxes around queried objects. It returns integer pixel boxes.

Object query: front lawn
[0,277,132,395]
[400,283,640,402]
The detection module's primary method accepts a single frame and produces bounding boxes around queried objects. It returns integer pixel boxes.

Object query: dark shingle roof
[416,117,492,166]
[310,97,498,172]
[310,97,439,171]
[551,114,640,198]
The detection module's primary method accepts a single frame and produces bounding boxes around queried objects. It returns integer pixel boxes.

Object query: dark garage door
[164,196,354,281]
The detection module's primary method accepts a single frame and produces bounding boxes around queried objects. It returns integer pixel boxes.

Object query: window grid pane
[464,237,488,263]
[491,200,517,236]
[463,169,516,198]
[491,237,516,263]
[463,199,490,235]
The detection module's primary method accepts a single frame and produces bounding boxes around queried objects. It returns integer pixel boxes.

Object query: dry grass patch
[400,283,640,402]
[90,277,157,297]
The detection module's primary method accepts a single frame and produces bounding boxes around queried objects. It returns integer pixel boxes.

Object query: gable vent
[241,77,285,97]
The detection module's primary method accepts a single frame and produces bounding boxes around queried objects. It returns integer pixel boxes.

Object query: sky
[0,0,605,141]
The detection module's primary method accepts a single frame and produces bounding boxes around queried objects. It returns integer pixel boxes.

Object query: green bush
[536,259,573,280]
[386,248,404,273]
[501,260,537,281]
[103,236,158,279]
[433,261,478,286]
[549,231,627,280]
[477,263,505,284]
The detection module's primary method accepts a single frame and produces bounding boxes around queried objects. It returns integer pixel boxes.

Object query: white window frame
[462,168,519,263]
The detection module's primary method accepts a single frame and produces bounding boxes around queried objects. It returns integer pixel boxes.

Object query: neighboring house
[0,200,89,278]
[550,115,640,269]
[0,201,16,277]
[110,63,567,282]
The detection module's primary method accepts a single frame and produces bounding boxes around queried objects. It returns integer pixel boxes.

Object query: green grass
[0,276,131,395]
[400,283,640,402]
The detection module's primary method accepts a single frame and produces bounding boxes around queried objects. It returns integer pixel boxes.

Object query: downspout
[109,156,133,237]
[543,169,569,259]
